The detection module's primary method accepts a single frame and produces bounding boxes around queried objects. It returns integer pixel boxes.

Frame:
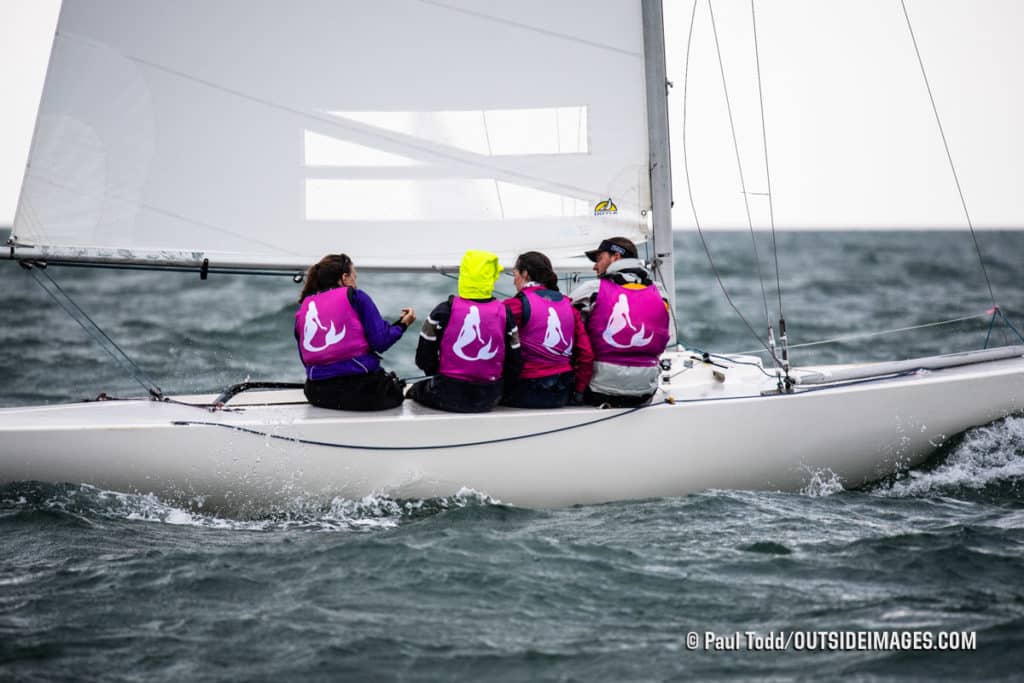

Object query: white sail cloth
[13,0,655,272]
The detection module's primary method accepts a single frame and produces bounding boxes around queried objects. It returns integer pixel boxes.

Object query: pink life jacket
[294,287,370,367]
[439,297,507,383]
[587,279,669,367]
[517,287,574,377]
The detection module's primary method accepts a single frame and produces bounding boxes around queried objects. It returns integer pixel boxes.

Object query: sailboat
[2,0,1023,513]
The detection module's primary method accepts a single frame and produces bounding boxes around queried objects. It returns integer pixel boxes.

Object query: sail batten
[14,0,655,270]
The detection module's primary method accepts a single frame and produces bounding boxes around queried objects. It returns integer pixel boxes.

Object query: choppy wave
[4,233,1024,679]
[871,416,1024,499]
[0,481,505,532]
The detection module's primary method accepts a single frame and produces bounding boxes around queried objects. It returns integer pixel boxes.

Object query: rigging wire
[749,0,784,323]
[899,1,1004,345]
[707,1,773,335]
[23,263,163,399]
[747,0,792,390]
[645,238,684,347]
[654,260,684,347]
[730,311,996,355]
[984,307,1024,348]
[681,0,782,365]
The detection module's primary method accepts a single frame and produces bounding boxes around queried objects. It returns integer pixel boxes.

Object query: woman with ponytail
[295,253,415,410]
[501,251,593,408]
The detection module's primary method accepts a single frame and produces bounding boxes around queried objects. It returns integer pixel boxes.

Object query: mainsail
[11,0,663,273]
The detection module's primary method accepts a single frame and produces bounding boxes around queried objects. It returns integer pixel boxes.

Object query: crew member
[295,253,415,410]
[502,251,593,408]
[408,250,521,413]
[568,237,672,407]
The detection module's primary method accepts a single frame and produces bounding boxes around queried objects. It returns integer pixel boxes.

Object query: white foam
[3,482,505,532]
[453,486,503,506]
[876,416,1024,497]
[799,466,847,497]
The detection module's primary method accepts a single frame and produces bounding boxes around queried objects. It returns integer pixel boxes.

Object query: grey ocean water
[1,231,1023,680]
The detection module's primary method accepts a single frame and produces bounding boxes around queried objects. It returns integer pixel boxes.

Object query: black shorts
[407,374,502,413]
[501,371,574,409]
[304,370,406,411]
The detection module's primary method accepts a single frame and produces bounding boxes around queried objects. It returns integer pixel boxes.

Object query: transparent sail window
[306,179,589,222]
[324,107,589,158]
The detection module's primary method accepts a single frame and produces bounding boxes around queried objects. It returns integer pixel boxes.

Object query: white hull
[2,349,1023,513]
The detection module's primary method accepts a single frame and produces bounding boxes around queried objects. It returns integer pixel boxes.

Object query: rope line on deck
[171,403,653,450]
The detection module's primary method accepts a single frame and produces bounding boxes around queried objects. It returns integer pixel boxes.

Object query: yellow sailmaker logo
[594,197,618,216]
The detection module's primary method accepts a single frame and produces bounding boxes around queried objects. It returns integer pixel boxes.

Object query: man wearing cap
[568,237,673,407]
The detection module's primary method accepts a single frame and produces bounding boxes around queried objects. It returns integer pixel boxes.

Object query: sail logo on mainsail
[594,197,618,215]
[302,301,346,352]
[452,305,499,361]
[602,293,653,349]
[542,307,572,356]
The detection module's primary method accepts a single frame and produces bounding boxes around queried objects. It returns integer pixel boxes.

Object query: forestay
[11,0,657,273]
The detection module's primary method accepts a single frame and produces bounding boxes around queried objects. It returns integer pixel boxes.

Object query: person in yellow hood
[408,250,522,413]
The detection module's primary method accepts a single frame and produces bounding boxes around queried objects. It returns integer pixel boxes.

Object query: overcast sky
[2,1,1022,229]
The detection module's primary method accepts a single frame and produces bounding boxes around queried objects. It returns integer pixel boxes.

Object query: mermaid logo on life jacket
[602,293,654,349]
[452,305,499,361]
[302,300,346,352]
[542,307,572,357]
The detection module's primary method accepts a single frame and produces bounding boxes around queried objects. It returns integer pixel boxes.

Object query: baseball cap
[585,237,638,262]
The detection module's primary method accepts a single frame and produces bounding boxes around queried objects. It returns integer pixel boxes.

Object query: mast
[641,0,676,315]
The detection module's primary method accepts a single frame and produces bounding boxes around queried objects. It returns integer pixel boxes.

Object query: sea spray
[873,416,1024,498]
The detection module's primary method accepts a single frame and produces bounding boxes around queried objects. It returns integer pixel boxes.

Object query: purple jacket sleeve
[351,288,405,353]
